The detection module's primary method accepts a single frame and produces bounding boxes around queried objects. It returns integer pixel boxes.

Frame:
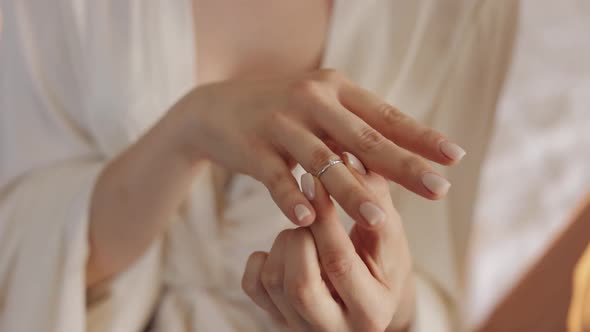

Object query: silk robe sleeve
[0,1,160,331]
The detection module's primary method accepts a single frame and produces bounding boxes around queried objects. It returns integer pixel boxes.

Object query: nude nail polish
[440,141,466,161]
[422,173,451,196]
[294,204,311,222]
[301,173,315,200]
[343,152,367,175]
[359,202,385,226]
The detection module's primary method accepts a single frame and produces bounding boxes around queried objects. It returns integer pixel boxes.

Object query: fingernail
[440,141,466,161]
[294,204,312,222]
[422,173,451,196]
[343,152,367,175]
[301,173,315,200]
[359,202,385,226]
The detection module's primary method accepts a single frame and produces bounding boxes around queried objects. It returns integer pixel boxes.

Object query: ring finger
[313,101,451,200]
[270,116,385,228]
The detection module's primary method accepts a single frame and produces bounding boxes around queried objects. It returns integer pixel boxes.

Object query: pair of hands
[241,155,415,332]
[164,69,466,330]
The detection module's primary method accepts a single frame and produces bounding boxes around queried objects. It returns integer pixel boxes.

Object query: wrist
[158,94,208,167]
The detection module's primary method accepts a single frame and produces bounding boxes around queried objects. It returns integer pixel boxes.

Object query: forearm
[86,112,203,287]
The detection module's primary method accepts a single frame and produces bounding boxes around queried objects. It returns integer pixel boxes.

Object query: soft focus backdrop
[466,0,590,327]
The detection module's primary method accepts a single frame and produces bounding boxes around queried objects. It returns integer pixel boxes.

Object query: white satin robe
[0,1,517,331]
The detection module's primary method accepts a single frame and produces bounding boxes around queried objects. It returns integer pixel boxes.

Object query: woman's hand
[87,70,459,288]
[241,154,415,332]
[169,69,465,227]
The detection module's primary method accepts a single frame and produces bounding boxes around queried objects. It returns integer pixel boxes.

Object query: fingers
[342,153,411,285]
[260,230,309,330]
[312,102,451,200]
[342,152,397,221]
[343,153,414,330]
[339,84,466,165]
[242,252,285,323]
[283,228,345,330]
[245,228,347,331]
[253,152,316,226]
[271,116,385,228]
[306,175,387,319]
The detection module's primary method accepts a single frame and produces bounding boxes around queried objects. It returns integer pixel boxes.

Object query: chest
[192,0,333,84]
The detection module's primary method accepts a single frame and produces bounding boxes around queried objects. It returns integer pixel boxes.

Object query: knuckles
[357,126,386,153]
[321,249,353,280]
[274,229,293,246]
[378,103,406,127]
[288,79,325,104]
[309,147,337,175]
[241,251,268,298]
[260,268,283,293]
[286,69,344,105]
[285,277,317,309]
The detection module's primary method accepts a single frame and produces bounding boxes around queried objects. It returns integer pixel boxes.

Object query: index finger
[304,173,387,317]
[338,84,466,165]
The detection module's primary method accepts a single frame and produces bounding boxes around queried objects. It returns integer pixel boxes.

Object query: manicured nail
[359,202,385,226]
[422,173,451,196]
[343,152,367,175]
[440,141,466,161]
[294,204,312,222]
[301,173,315,200]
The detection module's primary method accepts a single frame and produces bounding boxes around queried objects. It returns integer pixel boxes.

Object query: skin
[242,156,415,332]
[193,0,332,83]
[87,70,461,282]
[87,0,464,329]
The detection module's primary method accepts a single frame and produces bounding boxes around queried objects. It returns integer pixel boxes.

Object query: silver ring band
[315,159,344,178]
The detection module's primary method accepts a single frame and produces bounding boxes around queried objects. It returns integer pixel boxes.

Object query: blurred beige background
[467,0,590,327]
